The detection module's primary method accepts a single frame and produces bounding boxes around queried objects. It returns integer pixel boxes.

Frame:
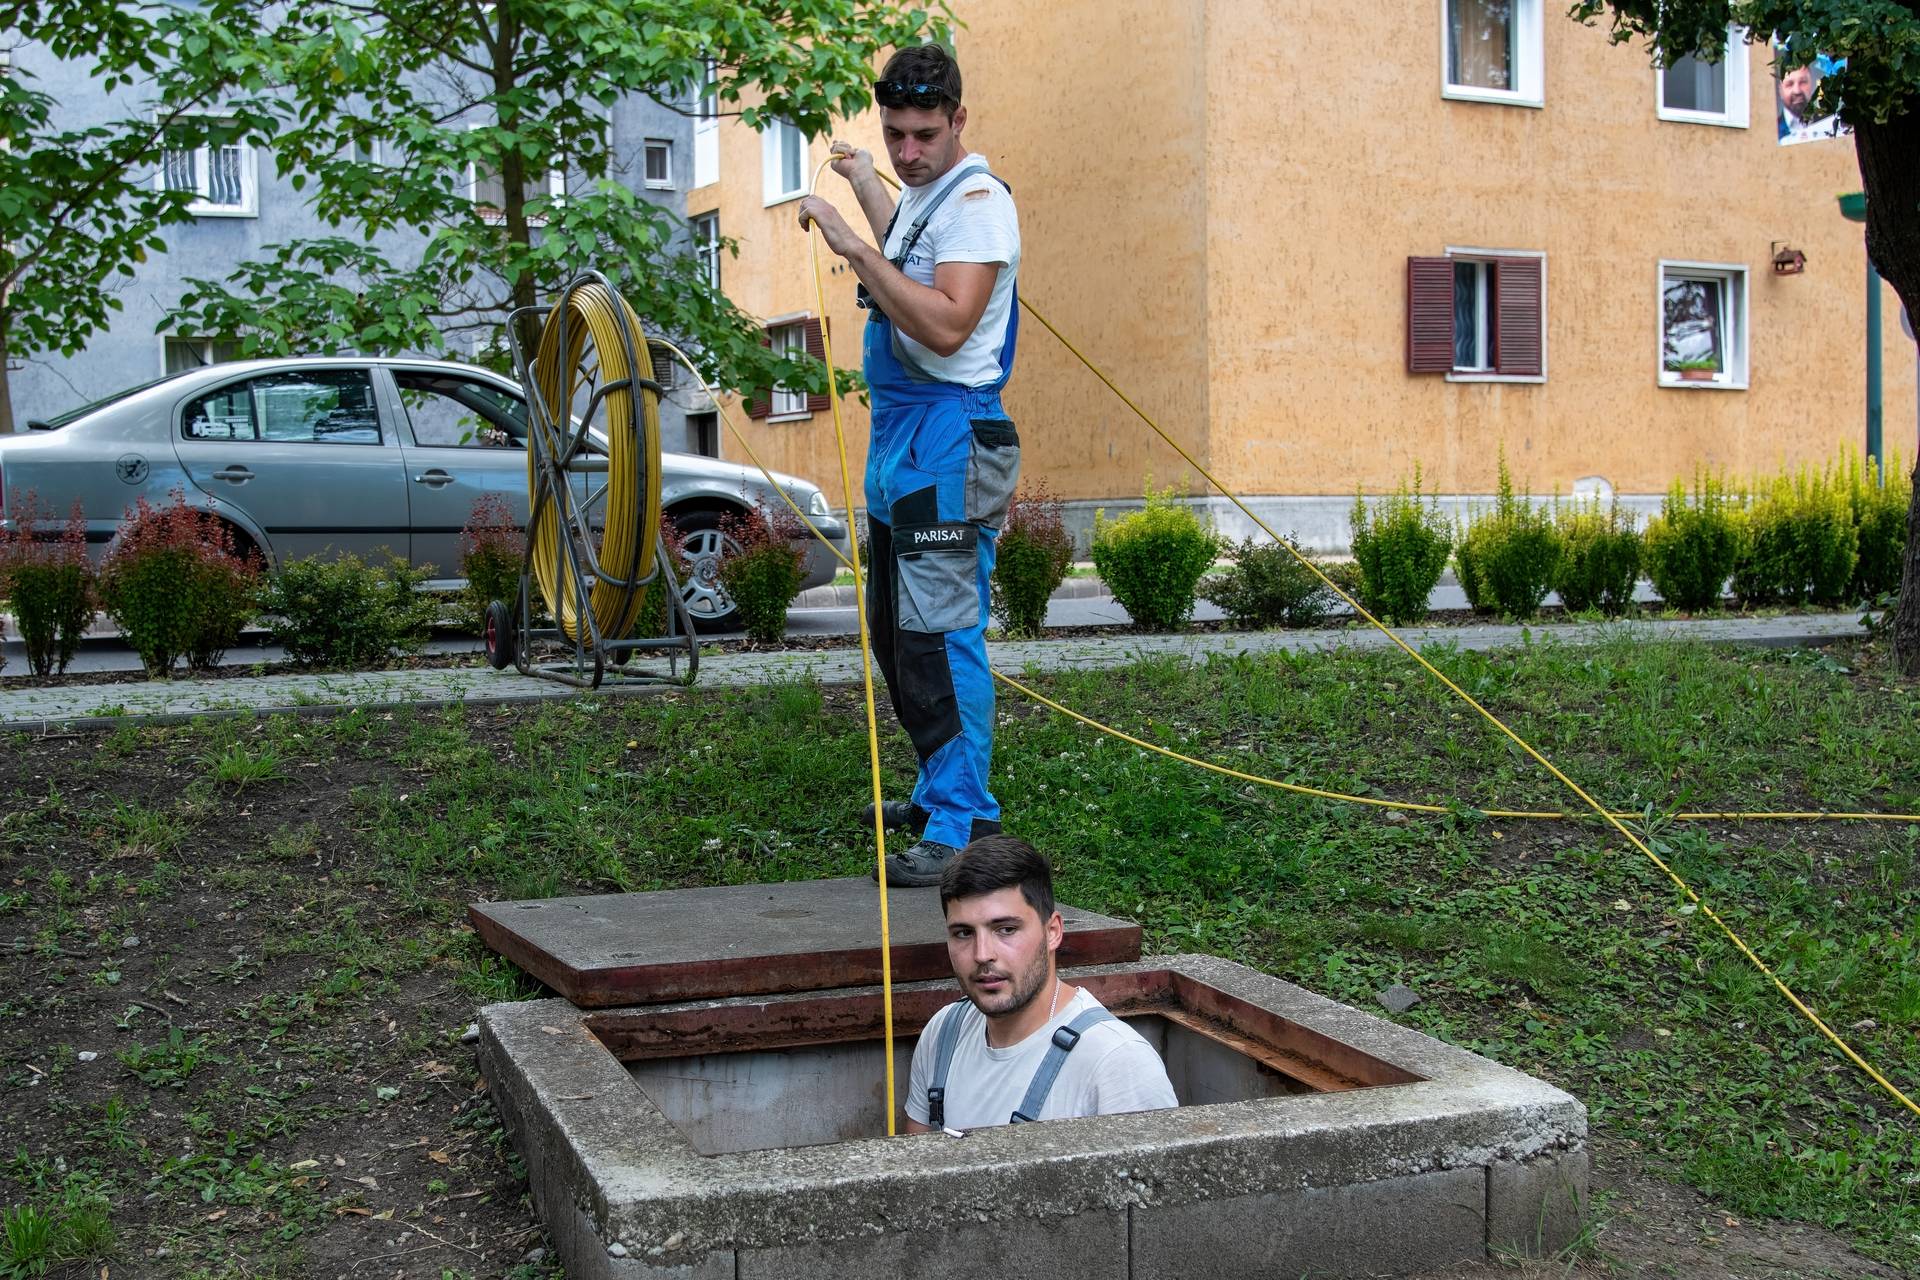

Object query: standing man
[797,44,1022,887]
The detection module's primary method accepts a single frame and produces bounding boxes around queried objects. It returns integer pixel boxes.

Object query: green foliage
[1452,451,1562,621]
[1732,467,1858,607]
[717,503,806,645]
[1554,501,1643,616]
[1644,473,1743,611]
[1842,450,1910,602]
[0,496,93,677]
[1090,484,1221,631]
[1350,466,1453,626]
[256,554,436,669]
[96,490,262,677]
[165,0,947,403]
[0,1204,53,1279]
[989,483,1073,638]
[454,492,523,634]
[116,1027,218,1088]
[1200,535,1338,629]
[634,518,690,638]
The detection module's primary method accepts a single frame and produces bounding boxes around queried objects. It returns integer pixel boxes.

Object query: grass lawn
[2,633,1917,1277]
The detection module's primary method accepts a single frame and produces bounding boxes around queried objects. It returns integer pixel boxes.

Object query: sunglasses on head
[873,80,954,110]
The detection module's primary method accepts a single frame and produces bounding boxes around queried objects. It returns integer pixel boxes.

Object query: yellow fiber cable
[525,281,662,643]
[802,157,898,1136]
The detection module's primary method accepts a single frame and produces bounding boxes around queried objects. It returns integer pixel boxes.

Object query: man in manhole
[798,43,1022,887]
[904,837,1176,1131]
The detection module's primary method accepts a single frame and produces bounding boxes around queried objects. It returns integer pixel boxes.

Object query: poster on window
[1774,45,1849,145]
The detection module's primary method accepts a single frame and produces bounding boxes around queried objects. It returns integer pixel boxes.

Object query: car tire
[671,509,744,635]
[483,599,516,670]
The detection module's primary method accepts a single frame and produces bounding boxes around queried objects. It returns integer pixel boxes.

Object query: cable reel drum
[482,271,699,688]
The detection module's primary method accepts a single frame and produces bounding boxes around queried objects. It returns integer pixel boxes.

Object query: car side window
[182,370,382,444]
[393,373,528,448]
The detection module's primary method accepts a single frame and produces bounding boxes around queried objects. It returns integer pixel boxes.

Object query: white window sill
[1442,86,1544,109]
[1660,375,1747,390]
[187,204,257,218]
[1656,108,1747,128]
[1446,371,1546,384]
[766,410,812,423]
[763,189,806,208]
[645,180,675,191]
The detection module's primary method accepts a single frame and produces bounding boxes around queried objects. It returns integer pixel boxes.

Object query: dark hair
[940,834,1055,922]
[880,44,962,117]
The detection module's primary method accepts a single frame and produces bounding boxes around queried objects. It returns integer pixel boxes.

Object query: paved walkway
[0,611,1868,731]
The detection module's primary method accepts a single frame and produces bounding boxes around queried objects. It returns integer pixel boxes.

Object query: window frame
[1443,246,1548,384]
[1655,26,1751,128]
[1440,0,1545,109]
[691,212,721,290]
[761,118,807,206]
[766,316,811,419]
[465,121,565,224]
[159,334,241,376]
[643,138,674,190]
[154,115,258,218]
[1657,260,1749,391]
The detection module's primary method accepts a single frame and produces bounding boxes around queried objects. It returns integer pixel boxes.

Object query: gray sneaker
[879,839,961,887]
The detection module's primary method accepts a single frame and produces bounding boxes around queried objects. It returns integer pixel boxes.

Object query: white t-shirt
[882,153,1020,388]
[905,987,1177,1131]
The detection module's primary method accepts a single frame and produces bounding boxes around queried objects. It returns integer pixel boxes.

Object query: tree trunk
[0,316,15,435]
[1854,105,1920,674]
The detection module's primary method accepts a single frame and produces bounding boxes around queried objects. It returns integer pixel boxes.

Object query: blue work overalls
[863,161,1021,850]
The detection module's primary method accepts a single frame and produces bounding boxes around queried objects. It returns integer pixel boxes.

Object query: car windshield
[32,371,194,429]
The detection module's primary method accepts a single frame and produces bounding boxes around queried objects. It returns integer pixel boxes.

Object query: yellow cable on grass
[525,280,662,644]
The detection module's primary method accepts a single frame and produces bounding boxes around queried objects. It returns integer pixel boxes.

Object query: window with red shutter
[1406,257,1455,373]
[1406,252,1544,380]
[746,328,773,419]
[1493,256,1544,377]
[803,318,829,413]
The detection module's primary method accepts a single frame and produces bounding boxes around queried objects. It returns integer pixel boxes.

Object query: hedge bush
[989,483,1074,638]
[1644,473,1742,612]
[97,490,261,676]
[0,495,94,677]
[256,553,436,668]
[718,502,808,644]
[1731,468,1857,607]
[1554,501,1642,616]
[1201,535,1338,629]
[1843,450,1910,602]
[456,492,524,632]
[1350,467,1452,626]
[1090,484,1220,630]
[1453,455,1561,621]
[635,517,690,637]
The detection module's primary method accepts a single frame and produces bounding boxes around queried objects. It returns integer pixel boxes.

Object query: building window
[693,59,719,188]
[1442,0,1544,107]
[1657,28,1750,127]
[761,118,806,205]
[467,123,564,222]
[158,119,256,216]
[644,139,673,189]
[1406,250,1545,380]
[648,341,679,391]
[163,336,242,374]
[689,411,719,459]
[1660,262,1747,389]
[747,317,827,421]
[348,136,385,166]
[692,213,721,290]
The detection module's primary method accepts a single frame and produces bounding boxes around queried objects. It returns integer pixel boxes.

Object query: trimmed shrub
[989,483,1073,638]
[1350,466,1452,626]
[1643,473,1742,612]
[257,554,436,668]
[0,495,94,677]
[1201,535,1337,629]
[1843,449,1910,602]
[1454,517,1493,613]
[1731,467,1858,607]
[717,501,807,644]
[1453,453,1561,621]
[97,490,261,677]
[1554,501,1642,616]
[1090,484,1221,630]
[456,492,524,632]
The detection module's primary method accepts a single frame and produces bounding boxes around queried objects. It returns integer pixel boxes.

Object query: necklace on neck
[1047,978,1062,1021]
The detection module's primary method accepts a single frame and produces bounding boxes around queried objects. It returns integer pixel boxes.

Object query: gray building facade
[6,41,709,453]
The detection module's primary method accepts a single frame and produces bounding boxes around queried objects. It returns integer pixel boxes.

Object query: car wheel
[671,509,743,634]
[483,599,516,670]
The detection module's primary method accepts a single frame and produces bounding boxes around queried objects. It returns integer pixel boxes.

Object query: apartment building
[690,0,1914,545]
[7,45,712,453]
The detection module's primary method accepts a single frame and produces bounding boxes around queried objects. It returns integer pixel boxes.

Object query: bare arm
[902,1117,932,1135]
[842,248,998,358]
[828,142,895,244]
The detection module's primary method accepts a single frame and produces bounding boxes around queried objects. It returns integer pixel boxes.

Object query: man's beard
[964,944,1052,1019]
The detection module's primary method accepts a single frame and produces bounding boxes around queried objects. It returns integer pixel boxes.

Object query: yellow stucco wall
[694,1,1916,507]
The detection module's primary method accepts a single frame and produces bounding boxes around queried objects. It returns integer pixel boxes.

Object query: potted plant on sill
[1666,357,1721,383]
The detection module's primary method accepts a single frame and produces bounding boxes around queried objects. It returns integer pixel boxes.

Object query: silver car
[0,357,849,632]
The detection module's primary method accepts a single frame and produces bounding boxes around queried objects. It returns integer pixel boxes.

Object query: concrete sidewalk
[0,611,1869,732]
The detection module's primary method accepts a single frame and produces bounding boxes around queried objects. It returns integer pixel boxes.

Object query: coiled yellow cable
[525,280,662,644]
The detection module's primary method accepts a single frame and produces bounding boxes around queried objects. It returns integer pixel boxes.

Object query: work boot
[860,800,929,834]
[878,839,962,888]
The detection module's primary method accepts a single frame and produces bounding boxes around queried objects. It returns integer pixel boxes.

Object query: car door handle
[211,466,254,483]
[412,470,456,487]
